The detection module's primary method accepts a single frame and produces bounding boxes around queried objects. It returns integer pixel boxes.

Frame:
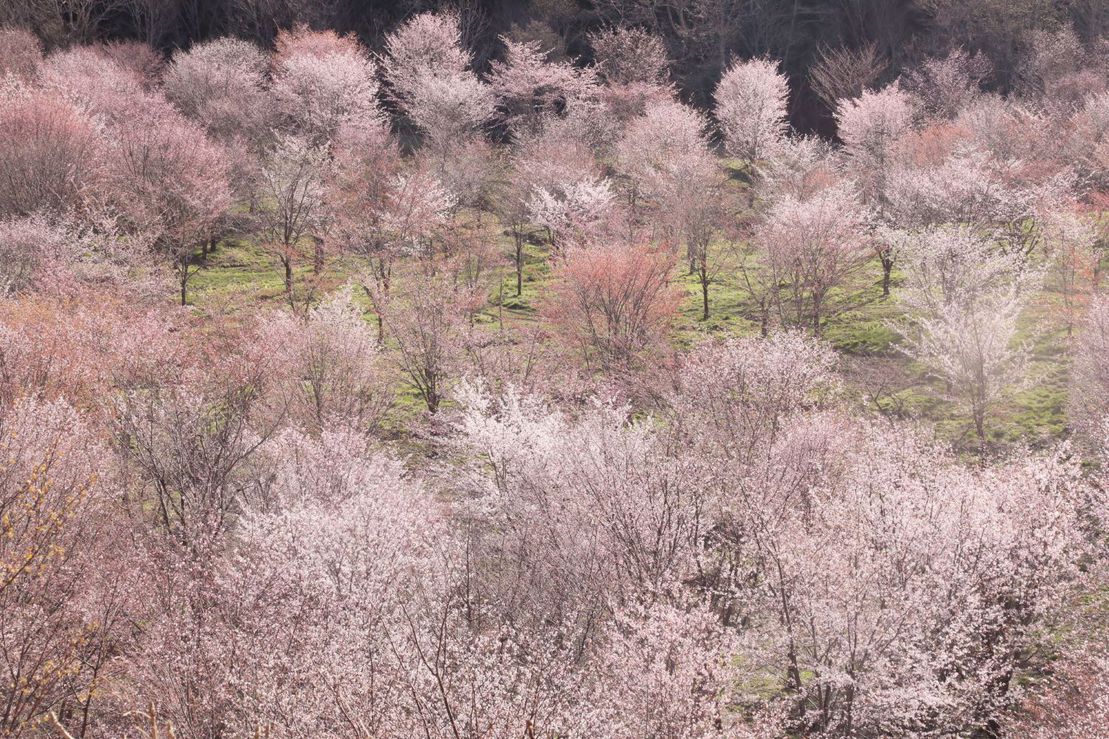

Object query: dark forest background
[2,0,1107,133]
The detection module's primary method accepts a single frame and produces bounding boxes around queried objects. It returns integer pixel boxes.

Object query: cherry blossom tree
[545,241,680,368]
[714,57,790,164]
[834,82,914,294]
[1069,295,1109,441]
[332,149,455,333]
[588,26,671,88]
[41,45,147,119]
[487,36,594,138]
[0,216,75,295]
[754,181,871,333]
[614,98,725,318]
[262,291,390,433]
[270,26,382,145]
[373,274,475,414]
[114,358,277,554]
[835,82,914,201]
[1067,90,1109,197]
[381,11,494,158]
[107,93,232,305]
[0,26,42,81]
[732,423,1092,734]
[0,397,133,737]
[257,133,330,298]
[1041,209,1100,335]
[0,87,102,220]
[902,47,991,120]
[140,427,457,737]
[892,225,1036,445]
[527,177,618,253]
[162,36,271,144]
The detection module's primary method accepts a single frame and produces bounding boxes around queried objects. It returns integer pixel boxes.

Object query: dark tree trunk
[700,270,710,321]
[180,254,189,306]
[515,233,524,296]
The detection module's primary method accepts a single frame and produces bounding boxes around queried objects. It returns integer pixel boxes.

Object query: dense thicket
[1,4,1108,738]
[3,0,1108,130]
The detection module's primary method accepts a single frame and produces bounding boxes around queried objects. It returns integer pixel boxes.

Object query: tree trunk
[881,254,893,297]
[515,234,524,296]
[180,254,189,306]
[700,271,710,321]
[313,237,324,274]
[284,257,293,294]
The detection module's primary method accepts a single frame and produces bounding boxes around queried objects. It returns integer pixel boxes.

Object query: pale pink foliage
[714,57,790,162]
[256,133,330,294]
[902,47,990,120]
[382,11,493,152]
[270,26,382,143]
[544,241,680,367]
[106,92,232,302]
[487,36,595,136]
[759,135,842,200]
[835,82,914,199]
[262,292,389,432]
[755,181,871,331]
[0,215,74,294]
[92,39,164,84]
[589,26,670,86]
[885,146,1033,229]
[673,331,839,459]
[41,45,146,119]
[527,177,618,251]
[162,36,271,142]
[189,432,453,736]
[0,396,131,736]
[891,225,1036,442]
[0,26,42,81]
[1069,295,1109,440]
[1067,90,1109,195]
[1020,25,1108,111]
[0,86,103,219]
[374,274,475,413]
[614,99,714,224]
[738,422,1092,733]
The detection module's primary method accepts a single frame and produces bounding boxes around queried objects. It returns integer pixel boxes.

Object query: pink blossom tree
[162,36,271,145]
[588,26,671,88]
[0,215,75,295]
[373,273,475,414]
[835,82,914,293]
[0,26,42,81]
[544,241,680,368]
[902,47,991,120]
[487,36,595,138]
[0,397,134,737]
[256,133,330,299]
[0,87,102,220]
[1069,295,1109,441]
[754,181,871,333]
[614,98,725,318]
[262,291,390,433]
[714,57,790,164]
[270,26,383,145]
[107,92,232,305]
[891,225,1036,445]
[381,11,494,158]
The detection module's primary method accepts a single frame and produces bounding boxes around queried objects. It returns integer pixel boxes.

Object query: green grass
[181,219,1082,452]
